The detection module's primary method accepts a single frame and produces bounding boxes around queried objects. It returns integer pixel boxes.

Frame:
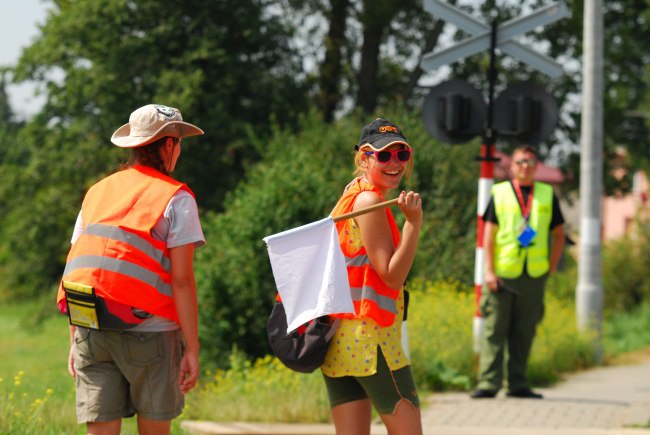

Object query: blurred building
[601,170,649,240]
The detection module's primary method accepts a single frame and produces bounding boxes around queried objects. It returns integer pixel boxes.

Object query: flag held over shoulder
[263,198,399,333]
[263,217,354,333]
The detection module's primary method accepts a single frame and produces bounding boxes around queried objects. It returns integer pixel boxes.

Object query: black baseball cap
[355,118,410,151]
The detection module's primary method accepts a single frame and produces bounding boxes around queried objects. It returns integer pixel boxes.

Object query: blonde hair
[353,145,414,179]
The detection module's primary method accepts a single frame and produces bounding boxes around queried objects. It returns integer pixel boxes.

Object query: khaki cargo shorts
[73,327,184,423]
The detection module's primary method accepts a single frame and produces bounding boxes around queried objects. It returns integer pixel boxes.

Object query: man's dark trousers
[476,272,547,392]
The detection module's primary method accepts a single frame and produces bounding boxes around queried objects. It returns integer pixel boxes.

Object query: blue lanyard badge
[517,218,537,247]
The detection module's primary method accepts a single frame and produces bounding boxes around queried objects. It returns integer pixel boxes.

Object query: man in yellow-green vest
[471,145,565,399]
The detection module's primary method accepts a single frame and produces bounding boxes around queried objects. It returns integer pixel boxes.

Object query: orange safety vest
[56,165,193,326]
[330,178,401,326]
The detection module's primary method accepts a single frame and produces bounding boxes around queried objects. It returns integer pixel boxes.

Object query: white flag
[263,217,355,333]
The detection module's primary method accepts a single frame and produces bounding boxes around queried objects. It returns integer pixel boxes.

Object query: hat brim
[111,121,204,148]
[360,137,411,151]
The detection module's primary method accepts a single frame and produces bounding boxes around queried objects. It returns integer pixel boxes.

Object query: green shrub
[602,222,650,312]
[528,293,597,384]
[408,278,475,391]
[194,112,355,366]
[604,302,650,356]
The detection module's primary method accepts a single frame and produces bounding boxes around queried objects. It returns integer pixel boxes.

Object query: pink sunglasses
[364,148,412,163]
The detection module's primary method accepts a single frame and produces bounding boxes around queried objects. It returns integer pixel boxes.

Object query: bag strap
[324,318,341,341]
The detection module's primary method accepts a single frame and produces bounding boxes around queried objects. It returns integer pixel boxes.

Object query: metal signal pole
[576,0,604,362]
[473,19,500,353]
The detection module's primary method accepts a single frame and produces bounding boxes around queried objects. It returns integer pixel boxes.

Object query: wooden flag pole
[332,198,399,223]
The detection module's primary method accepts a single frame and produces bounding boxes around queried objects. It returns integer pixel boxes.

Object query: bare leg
[87,420,121,435]
[379,399,423,435]
[330,398,372,435]
[136,416,171,435]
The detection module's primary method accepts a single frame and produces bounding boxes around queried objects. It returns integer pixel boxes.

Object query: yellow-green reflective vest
[492,181,553,278]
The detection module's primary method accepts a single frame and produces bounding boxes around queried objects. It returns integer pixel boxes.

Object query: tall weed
[0,304,77,434]
[185,353,330,423]
[602,220,650,312]
[604,302,650,356]
[187,278,596,423]
[4,278,647,430]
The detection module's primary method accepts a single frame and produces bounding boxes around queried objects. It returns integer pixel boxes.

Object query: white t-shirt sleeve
[71,211,84,244]
[158,190,206,249]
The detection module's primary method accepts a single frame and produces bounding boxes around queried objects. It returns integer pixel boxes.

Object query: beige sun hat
[111,104,204,148]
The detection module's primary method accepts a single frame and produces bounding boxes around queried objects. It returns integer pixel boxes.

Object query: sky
[1,0,49,120]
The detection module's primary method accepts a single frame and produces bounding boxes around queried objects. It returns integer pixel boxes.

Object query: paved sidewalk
[182,356,650,435]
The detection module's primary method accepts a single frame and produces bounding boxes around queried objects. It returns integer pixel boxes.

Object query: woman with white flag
[322,118,423,435]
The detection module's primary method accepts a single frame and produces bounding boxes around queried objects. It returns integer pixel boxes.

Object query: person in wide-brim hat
[59,103,206,434]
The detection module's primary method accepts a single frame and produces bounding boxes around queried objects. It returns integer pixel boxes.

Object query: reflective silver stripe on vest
[83,224,171,272]
[346,255,371,267]
[346,254,397,313]
[350,286,397,314]
[63,255,172,297]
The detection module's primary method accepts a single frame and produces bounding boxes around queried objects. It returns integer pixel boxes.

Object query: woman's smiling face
[361,143,411,195]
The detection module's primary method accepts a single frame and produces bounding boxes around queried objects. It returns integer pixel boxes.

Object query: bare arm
[354,190,422,289]
[68,325,77,378]
[548,224,565,275]
[483,221,499,292]
[169,243,200,394]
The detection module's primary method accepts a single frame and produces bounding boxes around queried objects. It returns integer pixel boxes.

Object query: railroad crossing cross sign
[420,1,570,78]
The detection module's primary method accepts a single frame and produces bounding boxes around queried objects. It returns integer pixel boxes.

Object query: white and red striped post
[473,142,497,353]
[473,17,500,354]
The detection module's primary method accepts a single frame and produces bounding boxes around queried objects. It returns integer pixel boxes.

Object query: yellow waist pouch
[62,281,100,330]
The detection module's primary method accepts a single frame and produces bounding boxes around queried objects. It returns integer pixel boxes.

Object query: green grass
[0,303,186,434]
[604,303,650,356]
[4,281,650,431]
[0,303,78,434]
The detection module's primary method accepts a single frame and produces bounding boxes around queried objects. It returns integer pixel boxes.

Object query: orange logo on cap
[379,125,399,134]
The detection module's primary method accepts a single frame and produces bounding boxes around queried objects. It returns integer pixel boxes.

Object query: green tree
[12,0,308,209]
[290,0,650,193]
[2,0,308,299]
[0,73,22,163]
[0,73,16,129]
[283,0,447,117]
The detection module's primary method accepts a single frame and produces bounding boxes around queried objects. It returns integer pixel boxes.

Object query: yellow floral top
[321,216,409,377]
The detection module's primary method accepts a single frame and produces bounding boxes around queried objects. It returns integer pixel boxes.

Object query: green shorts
[73,327,184,423]
[322,349,420,414]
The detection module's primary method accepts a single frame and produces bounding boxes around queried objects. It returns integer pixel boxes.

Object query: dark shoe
[470,389,497,399]
[506,388,543,399]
